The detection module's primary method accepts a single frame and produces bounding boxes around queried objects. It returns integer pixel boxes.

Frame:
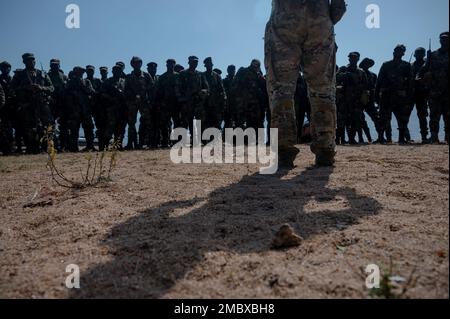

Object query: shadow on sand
[71,166,382,298]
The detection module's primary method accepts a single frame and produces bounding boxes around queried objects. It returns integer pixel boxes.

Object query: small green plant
[45,126,119,189]
[370,259,418,299]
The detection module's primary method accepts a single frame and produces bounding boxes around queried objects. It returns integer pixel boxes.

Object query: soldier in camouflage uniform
[124,57,152,150]
[156,59,180,147]
[85,65,104,149]
[0,80,7,154]
[335,66,349,145]
[411,48,430,143]
[265,0,347,166]
[233,59,268,140]
[223,65,236,129]
[0,61,13,154]
[294,71,311,144]
[146,62,160,148]
[421,32,449,144]
[178,56,209,144]
[359,58,381,143]
[202,57,227,131]
[48,59,68,151]
[64,66,96,152]
[100,65,127,147]
[375,45,414,144]
[11,53,54,154]
[342,52,369,144]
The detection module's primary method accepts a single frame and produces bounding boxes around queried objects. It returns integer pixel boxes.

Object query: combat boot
[315,151,336,167]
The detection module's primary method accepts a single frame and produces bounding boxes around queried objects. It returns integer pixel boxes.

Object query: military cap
[86,65,95,71]
[203,57,213,64]
[213,68,222,75]
[166,59,176,64]
[130,56,142,63]
[73,66,86,73]
[174,64,185,72]
[50,59,61,65]
[188,56,199,62]
[359,58,375,68]
[116,61,125,69]
[112,65,122,72]
[394,44,406,53]
[348,52,360,58]
[22,53,35,61]
[0,61,11,68]
[99,66,108,71]
[440,32,449,38]
[147,62,158,67]
[415,47,426,53]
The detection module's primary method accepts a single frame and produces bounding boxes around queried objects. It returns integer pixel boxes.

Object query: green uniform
[11,69,54,154]
[203,70,226,130]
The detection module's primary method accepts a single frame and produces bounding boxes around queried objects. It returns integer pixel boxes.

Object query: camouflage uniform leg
[429,97,444,142]
[67,119,80,152]
[379,95,393,142]
[81,114,95,149]
[265,13,337,157]
[126,101,139,148]
[415,97,429,140]
[392,103,409,143]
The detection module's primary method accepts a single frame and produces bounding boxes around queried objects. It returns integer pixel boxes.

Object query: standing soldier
[202,57,226,131]
[233,59,268,140]
[156,59,180,147]
[100,65,127,147]
[294,72,312,144]
[11,53,54,154]
[146,62,160,148]
[375,45,414,144]
[223,65,236,129]
[48,59,68,151]
[178,56,209,144]
[359,58,381,143]
[86,65,103,149]
[124,57,151,150]
[411,48,430,144]
[421,32,449,144]
[265,0,347,166]
[343,52,369,144]
[65,67,96,152]
[0,61,13,154]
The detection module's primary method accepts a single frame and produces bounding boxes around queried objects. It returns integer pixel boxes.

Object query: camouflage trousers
[429,92,449,142]
[413,95,429,139]
[126,100,143,148]
[265,4,336,155]
[379,93,411,142]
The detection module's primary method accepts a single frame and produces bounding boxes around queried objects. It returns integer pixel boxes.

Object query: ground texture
[0,144,448,299]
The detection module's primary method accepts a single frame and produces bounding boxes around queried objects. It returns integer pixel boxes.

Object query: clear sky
[0,0,448,139]
[1,0,448,74]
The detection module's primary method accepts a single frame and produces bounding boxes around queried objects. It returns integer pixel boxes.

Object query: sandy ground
[0,144,448,299]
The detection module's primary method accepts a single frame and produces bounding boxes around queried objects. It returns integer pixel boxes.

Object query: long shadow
[71,166,382,298]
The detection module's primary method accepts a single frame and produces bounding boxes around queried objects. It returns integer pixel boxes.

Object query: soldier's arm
[0,85,5,110]
[330,0,347,25]
[40,73,55,94]
[374,64,387,101]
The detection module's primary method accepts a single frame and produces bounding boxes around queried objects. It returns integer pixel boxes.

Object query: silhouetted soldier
[375,45,414,144]
[202,57,226,131]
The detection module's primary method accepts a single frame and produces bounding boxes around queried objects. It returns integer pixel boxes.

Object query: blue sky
[1,0,448,74]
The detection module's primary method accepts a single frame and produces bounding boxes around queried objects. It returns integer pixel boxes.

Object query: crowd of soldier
[0,32,448,156]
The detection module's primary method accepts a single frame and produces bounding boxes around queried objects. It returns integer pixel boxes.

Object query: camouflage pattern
[124,70,152,149]
[203,70,226,130]
[64,73,95,152]
[0,67,13,154]
[48,68,68,150]
[411,57,429,141]
[178,68,209,139]
[294,72,311,143]
[222,68,236,129]
[360,64,380,142]
[146,73,160,148]
[156,68,180,147]
[342,64,369,144]
[265,0,346,163]
[100,72,127,147]
[375,58,414,144]
[424,47,449,142]
[233,63,268,133]
[11,67,54,154]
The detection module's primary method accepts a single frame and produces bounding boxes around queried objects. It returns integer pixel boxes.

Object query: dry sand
[0,144,448,299]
